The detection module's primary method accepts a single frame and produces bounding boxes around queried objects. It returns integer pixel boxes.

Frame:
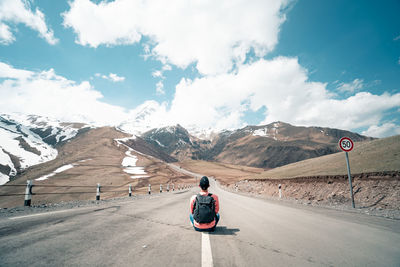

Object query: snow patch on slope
[253,128,268,137]
[120,145,148,178]
[35,164,74,181]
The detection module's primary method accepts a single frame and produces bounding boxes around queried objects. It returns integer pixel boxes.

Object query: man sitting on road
[190,176,220,231]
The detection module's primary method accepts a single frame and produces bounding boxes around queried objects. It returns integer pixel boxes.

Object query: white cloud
[108,73,125,82]
[62,0,141,47]
[0,23,14,44]
[0,62,127,125]
[362,123,400,138]
[0,61,33,79]
[337,78,363,93]
[152,70,163,79]
[165,57,400,131]
[2,59,399,137]
[156,81,165,95]
[0,0,58,45]
[96,72,125,82]
[152,64,172,82]
[162,64,172,71]
[62,0,289,75]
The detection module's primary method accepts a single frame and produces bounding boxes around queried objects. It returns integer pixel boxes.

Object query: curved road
[1,169,399,266]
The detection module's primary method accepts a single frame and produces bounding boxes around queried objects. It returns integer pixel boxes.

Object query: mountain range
[0,113,374,185]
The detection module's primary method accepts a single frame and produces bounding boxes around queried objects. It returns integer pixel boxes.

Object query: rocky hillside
[141,125,211,161]
[142,122,373,169]
[208,122,373,168]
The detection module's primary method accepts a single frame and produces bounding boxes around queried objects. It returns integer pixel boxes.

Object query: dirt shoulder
[223,172,400,220]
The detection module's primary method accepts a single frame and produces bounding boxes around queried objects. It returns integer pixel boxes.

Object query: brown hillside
[256,135,400,179]
[0,127,193,208]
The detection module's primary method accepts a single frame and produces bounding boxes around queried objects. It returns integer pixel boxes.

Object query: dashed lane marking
[202,232,213,267]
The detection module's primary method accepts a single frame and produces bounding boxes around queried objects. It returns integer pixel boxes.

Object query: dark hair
[199,176,209,190]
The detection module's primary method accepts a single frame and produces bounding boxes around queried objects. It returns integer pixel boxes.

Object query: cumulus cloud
[2,59,399,138]
[166,57,400,133]
[62,0,289,75]
[362,123,400,138]
[336,78,363,93]
[0,62,127,125]
[0,61,33,79]
[0,0,58,45]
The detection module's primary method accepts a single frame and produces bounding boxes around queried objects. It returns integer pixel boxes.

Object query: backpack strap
[207,193,215,213]
[194,194,201,208]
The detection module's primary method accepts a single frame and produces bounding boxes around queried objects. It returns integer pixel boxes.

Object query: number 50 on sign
[339,137,354,152]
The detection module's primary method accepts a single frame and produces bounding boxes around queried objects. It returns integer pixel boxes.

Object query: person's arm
[190,195,196,214]
[213,195,219,214]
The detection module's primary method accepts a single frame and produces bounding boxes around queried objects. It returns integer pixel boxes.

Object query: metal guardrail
[0,180,193,206]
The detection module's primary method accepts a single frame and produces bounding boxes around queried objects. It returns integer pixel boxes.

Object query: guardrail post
[129,184,132,197]
[24,180,33,206]
[160,184,162,193]
[278,184,282,199]
[96,183,101,201]
[148,184,151,195]
[167,184,169,192]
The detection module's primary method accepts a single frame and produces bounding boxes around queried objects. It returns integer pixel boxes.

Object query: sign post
[339,137,355,208]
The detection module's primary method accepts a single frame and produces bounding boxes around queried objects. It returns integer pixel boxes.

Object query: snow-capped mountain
[0,113,90,185]
[117,100,221,139]
[118,100,170,136]
[0,110,375,186]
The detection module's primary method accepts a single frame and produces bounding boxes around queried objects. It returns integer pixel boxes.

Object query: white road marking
[6,198,149,221]
[202,232,214,267]
[8,209,79,220]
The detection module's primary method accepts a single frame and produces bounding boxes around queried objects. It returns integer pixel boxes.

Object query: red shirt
[190,191,219,229]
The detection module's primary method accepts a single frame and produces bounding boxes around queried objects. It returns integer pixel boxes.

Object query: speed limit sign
[339,137,355,208]
[339,137,354,152]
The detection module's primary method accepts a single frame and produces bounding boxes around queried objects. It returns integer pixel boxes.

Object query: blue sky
[0,0,399,137]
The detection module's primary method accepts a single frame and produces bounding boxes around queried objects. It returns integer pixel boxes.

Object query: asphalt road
[1,173,399,266]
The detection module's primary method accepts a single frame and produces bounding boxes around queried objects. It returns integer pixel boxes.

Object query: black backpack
[193,193,216,223]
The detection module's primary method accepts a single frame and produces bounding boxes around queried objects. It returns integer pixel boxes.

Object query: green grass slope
[256,135,400,179]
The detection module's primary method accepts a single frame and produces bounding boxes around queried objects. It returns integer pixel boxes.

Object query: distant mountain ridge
[137,121,373,169]
[0,113,374,185]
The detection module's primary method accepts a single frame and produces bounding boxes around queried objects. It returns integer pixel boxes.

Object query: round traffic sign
[339,137,354,152]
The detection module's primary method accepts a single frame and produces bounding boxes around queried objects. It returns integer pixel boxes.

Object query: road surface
[1,173,399,266]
